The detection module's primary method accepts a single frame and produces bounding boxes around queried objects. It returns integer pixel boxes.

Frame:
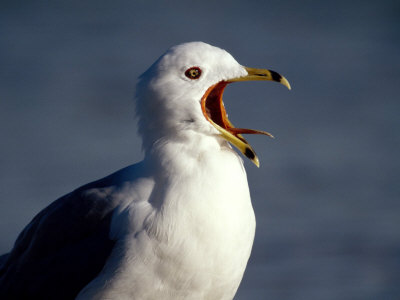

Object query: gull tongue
[228,128,274,139]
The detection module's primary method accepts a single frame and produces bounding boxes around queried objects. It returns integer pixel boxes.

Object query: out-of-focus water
[0,1,399,299]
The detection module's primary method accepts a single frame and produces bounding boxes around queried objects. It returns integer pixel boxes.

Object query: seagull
[0,42,290,300]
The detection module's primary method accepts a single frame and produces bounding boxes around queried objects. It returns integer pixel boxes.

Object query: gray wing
[0,164,141,300]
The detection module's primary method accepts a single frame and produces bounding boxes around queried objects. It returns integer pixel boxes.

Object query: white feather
[77,42,254,300]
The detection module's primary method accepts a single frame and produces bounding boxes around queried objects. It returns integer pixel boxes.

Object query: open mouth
[200,67,291,167]
[201,81,272,166]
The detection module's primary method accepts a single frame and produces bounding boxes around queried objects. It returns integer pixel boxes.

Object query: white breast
[77,136,255,300]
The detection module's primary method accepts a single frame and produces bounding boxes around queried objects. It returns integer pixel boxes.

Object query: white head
[135,42,290,166]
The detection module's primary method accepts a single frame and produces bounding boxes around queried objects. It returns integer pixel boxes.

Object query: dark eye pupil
[185,67,201,79]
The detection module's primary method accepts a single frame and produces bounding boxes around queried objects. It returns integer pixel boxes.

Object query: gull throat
[201,81,276,166]
[201,81,230,131]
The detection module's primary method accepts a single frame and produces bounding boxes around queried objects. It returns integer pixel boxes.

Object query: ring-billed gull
[0,42,290,299]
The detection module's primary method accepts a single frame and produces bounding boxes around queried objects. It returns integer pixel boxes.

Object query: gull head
[136,42,290,167]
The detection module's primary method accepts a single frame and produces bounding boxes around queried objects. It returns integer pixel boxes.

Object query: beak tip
[252,157,260,168]
[281,78,291,90]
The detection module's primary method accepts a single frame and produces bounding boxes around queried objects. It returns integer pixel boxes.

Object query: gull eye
[185,67,202,80]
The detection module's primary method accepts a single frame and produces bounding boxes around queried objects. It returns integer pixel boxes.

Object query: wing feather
[0,164,141,299]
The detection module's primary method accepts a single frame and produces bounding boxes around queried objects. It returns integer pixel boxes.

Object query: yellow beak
[229,67,291,90]
[201,66,291,167]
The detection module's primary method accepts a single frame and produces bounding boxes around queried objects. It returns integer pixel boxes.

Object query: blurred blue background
[0,1,399,299]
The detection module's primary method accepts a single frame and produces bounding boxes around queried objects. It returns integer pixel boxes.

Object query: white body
[0,42,286,299]
[76,42,256,299]
[77,133,255,299]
